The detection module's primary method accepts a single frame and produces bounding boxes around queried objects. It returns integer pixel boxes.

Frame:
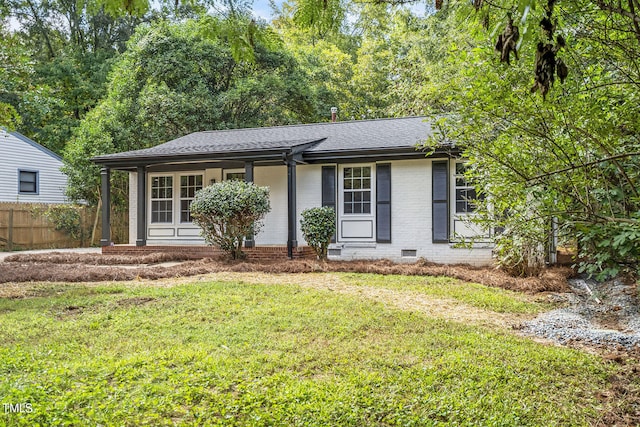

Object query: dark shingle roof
[92,116,433,167]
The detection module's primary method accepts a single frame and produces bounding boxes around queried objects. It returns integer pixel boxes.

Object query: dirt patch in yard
[193,271,530,329]
[116,296,156,307]
[0,252,571,294]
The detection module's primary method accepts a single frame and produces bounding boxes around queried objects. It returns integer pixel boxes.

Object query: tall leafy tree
[63,14,318,206]
[408,3,640,277]
[2,0,147,151]
[0,21,28,129]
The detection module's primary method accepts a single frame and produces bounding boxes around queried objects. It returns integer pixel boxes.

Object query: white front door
[338,164,375,242]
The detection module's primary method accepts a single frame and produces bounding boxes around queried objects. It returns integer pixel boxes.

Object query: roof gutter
[302,146,458,163]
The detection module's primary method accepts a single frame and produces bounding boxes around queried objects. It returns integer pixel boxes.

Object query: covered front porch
[95,137,324,259]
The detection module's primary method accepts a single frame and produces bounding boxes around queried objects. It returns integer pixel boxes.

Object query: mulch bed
[0,252,573,293]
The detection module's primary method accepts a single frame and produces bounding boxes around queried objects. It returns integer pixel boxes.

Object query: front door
[338,165,375,242]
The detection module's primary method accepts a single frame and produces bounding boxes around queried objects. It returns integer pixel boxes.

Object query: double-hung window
[19,170,38,194]
[455,162,478,214]
[343,166,371,214]
[151,176,173,223]
[180,174,203,223]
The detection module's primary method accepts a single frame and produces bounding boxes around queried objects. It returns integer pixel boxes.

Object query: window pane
[226,172,245,181]
[151,200,172,223]
[19,171,37,193]
[181,200,191,223]
[343,167,372,216]
[467,188,477,200]
[20,181,36,193]
[178,174,203,223]
[21,172,36,183]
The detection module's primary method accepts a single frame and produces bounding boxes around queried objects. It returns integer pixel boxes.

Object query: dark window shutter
[432,161,449,243]
[376,163,391,243]
[322,166,337,242]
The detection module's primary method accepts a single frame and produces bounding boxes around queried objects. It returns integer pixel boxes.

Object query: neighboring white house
[92,116,493,265]
[0,129,68,204]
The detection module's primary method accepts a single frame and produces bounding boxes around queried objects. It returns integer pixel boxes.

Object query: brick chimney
[331,107,338,123]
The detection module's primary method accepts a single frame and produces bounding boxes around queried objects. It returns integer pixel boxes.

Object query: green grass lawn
[0,275,611,426]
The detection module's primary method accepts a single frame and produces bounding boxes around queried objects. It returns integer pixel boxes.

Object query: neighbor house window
[455,162,478,213]
[180,174,203,223]
[18,170,38,194]
[343,166,371,214]
[151,176,173,223]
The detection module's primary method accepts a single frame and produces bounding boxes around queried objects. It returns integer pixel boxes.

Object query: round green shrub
[190,180,270,259]
[300,206,336,261]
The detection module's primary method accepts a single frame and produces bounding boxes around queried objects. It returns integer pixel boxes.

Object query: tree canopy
[62,15,319,205]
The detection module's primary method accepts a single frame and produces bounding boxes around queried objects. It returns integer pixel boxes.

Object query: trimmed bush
[300,206,336,260]
[190,180,270,259]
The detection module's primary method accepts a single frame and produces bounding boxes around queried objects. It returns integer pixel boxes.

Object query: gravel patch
[521,276,640,351]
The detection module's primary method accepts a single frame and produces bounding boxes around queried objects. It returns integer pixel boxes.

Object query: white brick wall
[254,166,288,245]
[128,160,493,265]
[295,164,322,247]
[325,159,493,266]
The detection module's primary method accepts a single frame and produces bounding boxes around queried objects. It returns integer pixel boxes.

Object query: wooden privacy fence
[0,203,128,251]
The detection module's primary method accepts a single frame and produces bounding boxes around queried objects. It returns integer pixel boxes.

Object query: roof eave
[302,145,458,163]
[91,138,327,169]
[92,148,296,169]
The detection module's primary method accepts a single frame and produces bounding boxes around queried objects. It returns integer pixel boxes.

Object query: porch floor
[102,244,315,260]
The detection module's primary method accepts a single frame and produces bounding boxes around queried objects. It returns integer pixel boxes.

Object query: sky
[251,0,278,21]
[5,0,429,31]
